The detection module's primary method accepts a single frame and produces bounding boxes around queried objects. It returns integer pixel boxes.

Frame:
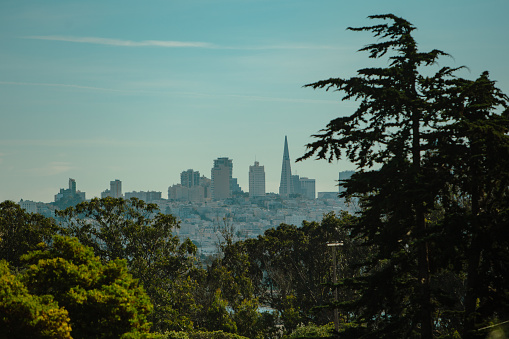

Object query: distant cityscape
[17,136,356,253]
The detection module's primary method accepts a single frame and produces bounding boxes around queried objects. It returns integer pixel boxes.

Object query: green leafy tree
[0,200,62,268]
[0,260,72,339]
[237,212,361,334]
[204,289,237,334]
[19,235,153,339]
[192,218,262,337]
[56,197,199,332]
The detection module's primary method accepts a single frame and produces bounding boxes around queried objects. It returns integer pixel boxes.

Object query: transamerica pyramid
[279,136,293,197]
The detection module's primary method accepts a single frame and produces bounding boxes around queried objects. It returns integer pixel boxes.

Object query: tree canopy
[299,14,509,339]
[56,197,199,332]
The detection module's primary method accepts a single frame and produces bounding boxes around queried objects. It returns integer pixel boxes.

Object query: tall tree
[427,72,509,337]
[298,14,474,338]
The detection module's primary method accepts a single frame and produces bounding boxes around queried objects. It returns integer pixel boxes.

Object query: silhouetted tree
[299,14,509,338]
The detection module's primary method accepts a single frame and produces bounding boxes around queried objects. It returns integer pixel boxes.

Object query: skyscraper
[181,169,200,188]
[69,178,76,195]
[249,161,265,198]
[110,179,122,198]
[211,157,233,200]
[54,178,85,203]
[279,136,293,198]
[299,177,316,200]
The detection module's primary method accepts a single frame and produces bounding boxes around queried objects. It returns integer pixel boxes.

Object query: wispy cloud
[24,35,215,48]
[23,35,341,50]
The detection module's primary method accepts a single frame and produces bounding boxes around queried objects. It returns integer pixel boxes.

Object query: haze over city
[1,0,508,203]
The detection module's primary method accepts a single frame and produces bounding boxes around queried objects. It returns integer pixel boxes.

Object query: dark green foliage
[299,14,509,339]
[188,331,250,339]
[158,331,249,339]
[0,200,63,268]
[236,212,363,334]
[285,323,334,338]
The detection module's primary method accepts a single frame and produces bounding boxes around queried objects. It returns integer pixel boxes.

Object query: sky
[1,0,508,203]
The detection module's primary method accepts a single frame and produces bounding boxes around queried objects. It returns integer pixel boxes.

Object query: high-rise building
[54,178,85,203]
[299,177,316,200]
[69,178,76,195]
[249,161,265,198]
[100,189,111,198]
[181,169,200,188]
[279,136,293,198]
[211,157,233,200]
[291,175,301,195]
[110,179,122,198]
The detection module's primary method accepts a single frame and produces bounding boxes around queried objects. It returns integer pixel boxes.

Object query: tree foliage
[0,200,63,268]
[217,212,363,335]
[0,260,72,339]
[299,14,509,338]
[56,197,199,332]
[19,235,153,339]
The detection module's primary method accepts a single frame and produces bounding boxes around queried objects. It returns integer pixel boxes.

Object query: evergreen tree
[299,14,509,338]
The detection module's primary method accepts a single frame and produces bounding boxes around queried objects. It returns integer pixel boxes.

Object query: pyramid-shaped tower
[279,136,293,197]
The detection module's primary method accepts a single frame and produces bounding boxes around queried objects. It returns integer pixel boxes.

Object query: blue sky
[1,0,508,202]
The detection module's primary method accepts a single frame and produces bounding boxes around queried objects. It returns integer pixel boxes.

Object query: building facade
[249,161,265,198]
[181,169,200,188]
[54,178,85,203]
[279,136,293,198]
[110,179,122,198]
[124,190,162,202]
[299,177,316,200]
[211,157,233,200]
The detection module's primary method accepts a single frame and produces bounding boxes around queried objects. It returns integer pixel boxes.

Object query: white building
[18,199,37,214]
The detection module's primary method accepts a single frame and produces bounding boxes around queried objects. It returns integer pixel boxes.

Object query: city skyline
[42,141,320,203]
[1,1,508,202]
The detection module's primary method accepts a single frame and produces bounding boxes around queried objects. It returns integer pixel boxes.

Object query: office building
[279,136,293,198]
[291,175,301,196]
[181,169,200,188]
[211,157,233,200]
[18,199,38,214]
[249,161,266,198]
[299,177,316,200]
[54,178,85,203]
[110,179,122,198]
